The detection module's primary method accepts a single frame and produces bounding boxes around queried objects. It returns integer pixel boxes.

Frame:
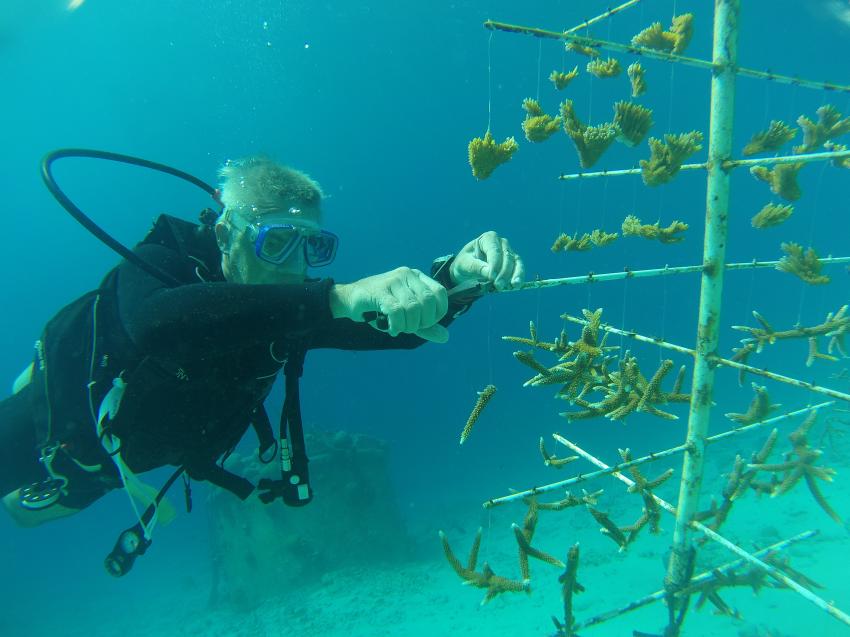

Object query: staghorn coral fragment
[550,66,579,90]
[750,162,804,201]
[776,242,830,285]
[539,437,579,469]
[795,104,850,153]
[551,543,584,637]
[748,411,843,523]
[587,506,629,550]
[627,62,647,97]
[566,41,599,58]
[439,529,530,604]
[751,202,793,229]
[725,383,780,425]
[613,101,653,147]
[522,98,562,143]
[742,120,797,156]
[512,522,565,571]
[621,215,689,244]
[640,131,703,185]
[468,130,518,180]
[586,57,621,78]
[535,489,602,511]
[459,384,496,444]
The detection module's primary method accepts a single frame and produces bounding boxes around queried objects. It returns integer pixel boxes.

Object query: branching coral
[550,67,579,90]
[631,14,694,54]
[748,411,843,523]
[468,131,518,180]
[586,57,621,78]
[613,101,653,147]
[439,528,530,604]
[794,104,850,154]
[751,203,793,229]
[539,437,579,469]
[640,131,703,185]
[551,228,617,252]
[621,215,688,244]
[459,384,496,444]
[776,242,831,285]
[742,120,797,156]
[731,306,848,376]
[563,351,690,422]
[627,62,647,97]
[824,141,850,168]
[551,544,583,637]
[522,98,562,143]
[725,383,780,425]
[750,162,804,201]
[560,100,619,168]
[566,41,599,58]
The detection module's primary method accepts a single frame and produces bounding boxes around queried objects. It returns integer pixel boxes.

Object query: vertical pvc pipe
[665,0,739,602]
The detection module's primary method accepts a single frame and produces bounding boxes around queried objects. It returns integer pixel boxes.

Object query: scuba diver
[0,152,525,576]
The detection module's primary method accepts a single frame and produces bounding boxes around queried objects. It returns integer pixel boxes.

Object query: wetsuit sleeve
[117,243,337,358]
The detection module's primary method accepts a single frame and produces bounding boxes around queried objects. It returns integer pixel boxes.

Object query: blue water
[2,1,849,636]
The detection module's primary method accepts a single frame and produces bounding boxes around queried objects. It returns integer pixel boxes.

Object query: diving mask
[227,207,338,267]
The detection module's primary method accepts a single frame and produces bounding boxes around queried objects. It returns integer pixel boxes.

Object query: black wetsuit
[0,215,468,509]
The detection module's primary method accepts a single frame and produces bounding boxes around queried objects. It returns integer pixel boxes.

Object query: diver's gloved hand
[330,267,450,343]
[449,230,525,291]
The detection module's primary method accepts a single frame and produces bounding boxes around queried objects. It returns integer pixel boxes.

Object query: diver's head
[215,156,336,284]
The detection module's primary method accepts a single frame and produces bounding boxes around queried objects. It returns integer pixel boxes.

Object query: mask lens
[258,226,300,263]
[305,232,338,267]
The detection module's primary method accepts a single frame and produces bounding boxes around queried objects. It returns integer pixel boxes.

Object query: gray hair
[218,155,323,217]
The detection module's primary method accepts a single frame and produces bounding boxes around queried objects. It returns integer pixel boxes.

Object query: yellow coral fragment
[586,57,621,79]
[613,101,653,147]
[622,215,688,244]
[590,228,617,247]
[669,13,694,54]
[627,62,647,97]
[560,101,618,168]
[566,41,599,57]
[631,14,694,54]
[468,131,518,180]
[631,22,672,51]
[824,141,850,168]
[521,98,562,143]
[776,242,830,285]
[750,162,804,201]
[795,104,850,154]
[743,120,797,156]
[751,203,793,229]
[640,131,703,186]
[552,232,592,252]
[550,66,579,90]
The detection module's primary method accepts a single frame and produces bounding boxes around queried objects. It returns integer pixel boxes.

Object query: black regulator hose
[41,148,221,288]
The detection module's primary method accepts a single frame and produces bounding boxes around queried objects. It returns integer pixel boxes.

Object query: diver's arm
[118,243,337,357]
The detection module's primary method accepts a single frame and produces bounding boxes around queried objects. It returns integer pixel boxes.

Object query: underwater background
[1,1,849,635]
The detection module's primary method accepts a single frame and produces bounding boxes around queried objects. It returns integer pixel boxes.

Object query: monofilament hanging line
[483,21,850,94]
[483,402,832,508]
[555,434,850,628]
